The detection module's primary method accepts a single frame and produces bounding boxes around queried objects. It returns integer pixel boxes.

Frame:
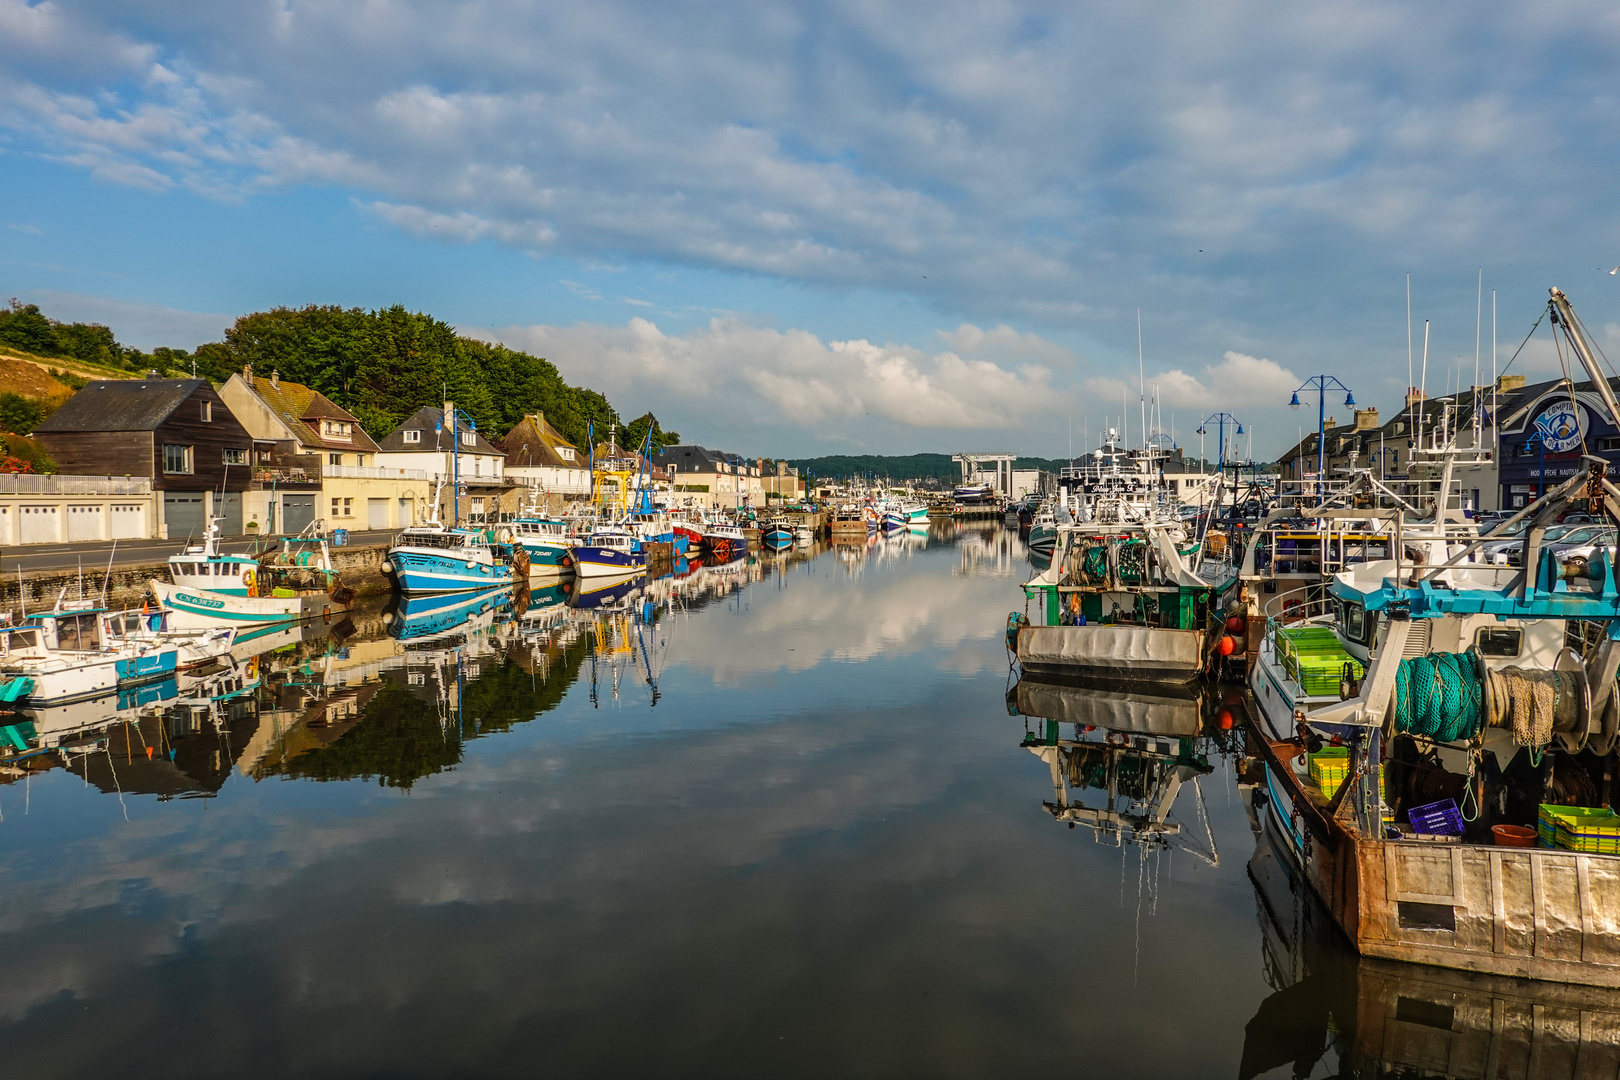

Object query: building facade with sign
[1497,376,1620,508]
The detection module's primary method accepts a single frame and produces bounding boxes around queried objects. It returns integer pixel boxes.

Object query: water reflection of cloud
[671,541,1021,684]
[0,684,1266,1076]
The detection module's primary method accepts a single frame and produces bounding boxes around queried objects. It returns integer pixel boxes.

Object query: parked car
[1479,523,1615,568]
[1547,525,1619,566]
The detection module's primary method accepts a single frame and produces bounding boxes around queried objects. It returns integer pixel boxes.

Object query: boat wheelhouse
[153,521,355,628]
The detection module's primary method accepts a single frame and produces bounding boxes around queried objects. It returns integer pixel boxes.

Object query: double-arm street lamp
[1196,412,1244,474]
[1290,376,1355,497]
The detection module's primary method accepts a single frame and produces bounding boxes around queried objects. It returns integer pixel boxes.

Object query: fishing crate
[1306,747,1389,818]
[1280,628,1364,697]
[1538,805,1620,854]
[1409,798,1464,837]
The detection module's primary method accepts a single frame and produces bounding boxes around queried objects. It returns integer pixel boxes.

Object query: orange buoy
[1225,615,1246,634]
[1218,708,1235,730]
[1217,635,1236,656]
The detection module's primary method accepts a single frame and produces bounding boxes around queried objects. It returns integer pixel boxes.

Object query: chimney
[1325,416,1336,429]
[243,362,253,380]
[270,369,280,389]
[1405,386,1426,408]
[1496,374,1525,393]
[1354,407,1379,430]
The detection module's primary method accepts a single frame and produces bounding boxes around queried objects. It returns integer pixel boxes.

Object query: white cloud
[468,317,1071,452]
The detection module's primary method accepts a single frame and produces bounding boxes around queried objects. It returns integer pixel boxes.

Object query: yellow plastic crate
[1539,805,1620,853]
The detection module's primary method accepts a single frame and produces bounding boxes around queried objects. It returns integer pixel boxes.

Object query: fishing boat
[1025,507,1059,558]
[1243,286,1620,988]
[762,519,794,548]
[953,482,995,504]
[151,520,356,628]
[385,524,529,594]
[572,526,648,578]
[702,520,748,560]
[508,494,579,574]
[1011,429,1240,683]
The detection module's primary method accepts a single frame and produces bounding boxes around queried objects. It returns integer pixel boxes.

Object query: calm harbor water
[0,524,1593,1077]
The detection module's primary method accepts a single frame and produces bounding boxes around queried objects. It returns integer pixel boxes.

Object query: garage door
[216,492,243,535]
[282,494,316,535]
[368,498,389,530]
[164,493,206,540]
[19,505,59,544]
[66,505,103,542]
[110,503,145,540]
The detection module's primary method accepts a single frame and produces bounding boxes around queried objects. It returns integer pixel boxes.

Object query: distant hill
[787,453,1069,483]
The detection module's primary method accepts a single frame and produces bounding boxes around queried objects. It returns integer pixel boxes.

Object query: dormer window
[402,428,421,444]
[322,420,352,439]
[558,447,575,461]
[461,432,476,446]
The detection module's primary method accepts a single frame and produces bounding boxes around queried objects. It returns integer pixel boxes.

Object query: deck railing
[0,474,151,495]
[324,464,433,481]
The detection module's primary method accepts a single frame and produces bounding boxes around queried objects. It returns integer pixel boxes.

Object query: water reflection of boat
[382,587,515,642]
[1009,676,1203,735]
[1009,677,1218,857]
[570,573,646,610]
[1242,809,1620,1079]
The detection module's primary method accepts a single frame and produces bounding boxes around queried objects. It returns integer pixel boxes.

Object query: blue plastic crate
[1409,798,1464,837]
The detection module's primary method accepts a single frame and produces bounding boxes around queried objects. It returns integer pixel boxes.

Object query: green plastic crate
[1538,805,1620,853]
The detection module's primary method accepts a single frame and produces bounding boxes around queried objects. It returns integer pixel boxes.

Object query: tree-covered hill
[1,299,679,453]
[787,453,1070,482]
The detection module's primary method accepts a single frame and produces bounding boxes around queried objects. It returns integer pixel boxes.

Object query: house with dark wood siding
[33,379,254,538]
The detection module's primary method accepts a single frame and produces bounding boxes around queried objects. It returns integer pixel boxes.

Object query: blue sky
[4,0,1620,458]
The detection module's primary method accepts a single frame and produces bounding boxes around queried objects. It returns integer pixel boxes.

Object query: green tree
[0,393,42,433]
[0,301,62,356]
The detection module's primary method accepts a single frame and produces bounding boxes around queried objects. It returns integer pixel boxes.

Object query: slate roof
[34,379,207,433]
[494,413,584,469]
[654,444,731,472]
[375,406,504,455]
[246,375,379,453]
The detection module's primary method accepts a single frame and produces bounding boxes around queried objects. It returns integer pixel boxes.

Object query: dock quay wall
[0,543,396,619]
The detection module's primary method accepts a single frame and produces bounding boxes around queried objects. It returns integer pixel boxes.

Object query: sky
[4,1,1620,459]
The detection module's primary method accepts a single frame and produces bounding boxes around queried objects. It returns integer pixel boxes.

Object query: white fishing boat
[151,519,356,629]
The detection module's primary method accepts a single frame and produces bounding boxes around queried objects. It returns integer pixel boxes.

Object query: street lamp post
[1195,412,1244,474]
[1290,377,1355,498]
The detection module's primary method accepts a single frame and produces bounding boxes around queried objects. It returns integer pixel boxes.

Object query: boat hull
[1015,624,1207,684]
[574,546,648,577]
[388,547,521,594]
[151,580,347,628]
[1026,524,1057,555]
[517,538,575,574]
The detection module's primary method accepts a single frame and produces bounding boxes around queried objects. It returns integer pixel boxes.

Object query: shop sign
[1532,399,1588,453]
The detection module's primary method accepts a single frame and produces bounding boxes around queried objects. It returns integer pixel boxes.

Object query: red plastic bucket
[1491,824,1537,847]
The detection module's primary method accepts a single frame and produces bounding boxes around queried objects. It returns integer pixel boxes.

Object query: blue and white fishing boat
[385,524,529,594]
[762,520,794,548]
[572,527,647,578]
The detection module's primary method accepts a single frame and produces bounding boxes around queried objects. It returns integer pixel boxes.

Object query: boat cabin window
[1342,601,1364,642]
[5,629,38,650]
[54,613,99,651]
[1476,626,1522,657]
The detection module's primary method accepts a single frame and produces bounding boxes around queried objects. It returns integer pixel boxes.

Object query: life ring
[1282,597,1302,621]
[242,567,256,598]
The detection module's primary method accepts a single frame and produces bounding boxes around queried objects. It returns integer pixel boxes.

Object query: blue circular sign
[1534,399,1587,453]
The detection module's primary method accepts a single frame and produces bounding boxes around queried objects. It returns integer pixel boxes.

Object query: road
[0,531,399,574]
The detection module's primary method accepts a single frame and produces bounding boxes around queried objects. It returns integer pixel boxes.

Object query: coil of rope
[1394,653,1484,743]
[1484,665,1579,755]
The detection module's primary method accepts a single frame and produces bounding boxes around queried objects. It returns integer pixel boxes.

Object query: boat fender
[466,560,477,570]
[381,560,394,575]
